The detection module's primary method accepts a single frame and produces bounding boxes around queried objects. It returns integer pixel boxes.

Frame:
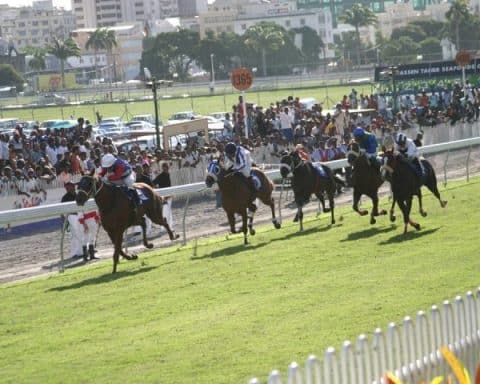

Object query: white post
[243,90,248,138]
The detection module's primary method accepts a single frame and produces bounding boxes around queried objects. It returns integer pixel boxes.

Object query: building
[0,0,75,51]
[199,0,334,57]
[72,0,206,28]
[71,24,144,80]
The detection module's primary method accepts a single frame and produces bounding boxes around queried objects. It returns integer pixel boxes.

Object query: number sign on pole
[231,68,253,138]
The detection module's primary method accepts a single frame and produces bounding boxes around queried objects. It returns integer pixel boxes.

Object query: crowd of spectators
[0,83,477,208]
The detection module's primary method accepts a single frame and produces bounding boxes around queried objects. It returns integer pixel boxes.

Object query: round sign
[231,67,253,91]
[455,51,472,67]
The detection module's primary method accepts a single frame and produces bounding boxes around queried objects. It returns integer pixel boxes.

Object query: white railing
[248,288,480,384]
[0,136,479,228]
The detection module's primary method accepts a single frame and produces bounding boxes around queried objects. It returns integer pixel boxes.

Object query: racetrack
[1,146,479,284]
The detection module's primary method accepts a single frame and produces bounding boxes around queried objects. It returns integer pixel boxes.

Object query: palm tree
[46,37,80,89]
[338,4,377,66]
[244,22,286,77]
[24,46,46,74]
[103,29,118,82]
[445,0,471,50]
[86,28,107,80]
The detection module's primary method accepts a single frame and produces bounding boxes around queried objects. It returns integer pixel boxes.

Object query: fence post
[341,341,356,384]
[268,369,282,384]
[402,316,419,381]
[372,328,387,383]
[443,150,450,187]
[323,347,340,384]
[387,322,404,379]
[59,216,68,273]
[182,195,190,246]
[287,362,302,384]
[355,334,370,384]
[466,145,472,182]
[305,355,321,384]
[415,311,431,380]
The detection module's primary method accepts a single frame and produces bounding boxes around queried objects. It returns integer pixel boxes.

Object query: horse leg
[241,210,248,245]
[423,162,447,208]
[247,206,256,236]
[389,198,396,222]
[406,196,421,231]
[396,198,410,234]
[268,196,281,229]
[140,216,154,249]
[227,211,236,234]
[317,192,329,213]
[297,206,304,232]
[353,190,368,216]
[327,190,335,225]
[416,189,427,217]
[112,231,124,273]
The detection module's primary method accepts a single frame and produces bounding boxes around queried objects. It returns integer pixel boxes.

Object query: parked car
[99,122,127,138]
[208,112,228,122]
[167,111,199,124]
[40,119,63,130]
[99,116,122,124]
[39,93,66,105]
[132,114,157,125]
[299,98,319,111]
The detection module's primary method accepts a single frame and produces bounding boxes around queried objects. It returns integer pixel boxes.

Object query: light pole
[210,53,215,94]
[144,67,161,149]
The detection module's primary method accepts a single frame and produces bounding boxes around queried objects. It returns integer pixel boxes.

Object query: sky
[8,0,71,10]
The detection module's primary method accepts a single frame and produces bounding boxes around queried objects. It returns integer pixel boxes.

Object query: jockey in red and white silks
[99,154,135,188]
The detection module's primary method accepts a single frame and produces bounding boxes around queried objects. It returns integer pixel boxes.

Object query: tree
[86,28,107,79]
[380,37,420,65]
[0,64,24,91]
[338,4,377,66]
[292,26,324,70]
[244,22,286,77]
[445,0,472,50]
[103,29,118,81]
[47,37,80,89]
[391,24,427,42]
[419,37,442,61]
[24,46,46,74]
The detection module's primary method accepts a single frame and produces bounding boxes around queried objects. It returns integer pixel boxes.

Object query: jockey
[99,153,140,207]
[352,127,379,168]
[295,143,310,161]
[224,142,256,199]
[395,132,425,179]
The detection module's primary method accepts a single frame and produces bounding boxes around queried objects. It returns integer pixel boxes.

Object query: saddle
[312,164,329,179]
[118,186,149,206]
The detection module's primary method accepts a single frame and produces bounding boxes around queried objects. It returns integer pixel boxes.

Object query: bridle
[280,153,303,176]
[77,175,104,199]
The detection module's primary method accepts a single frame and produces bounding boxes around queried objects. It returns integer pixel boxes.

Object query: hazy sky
[9,0,71,10]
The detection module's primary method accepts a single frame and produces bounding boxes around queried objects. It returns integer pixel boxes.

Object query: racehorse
[205,160,281,245]
[280,151,345,231]
[346,142,387,224]
[382,150,447,234]
[75,173,179,273]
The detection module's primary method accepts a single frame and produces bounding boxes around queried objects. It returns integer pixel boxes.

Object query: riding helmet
[225,142,236,156]
[396,133,407,146]
[101,153,116,168]
[353,127,365,137]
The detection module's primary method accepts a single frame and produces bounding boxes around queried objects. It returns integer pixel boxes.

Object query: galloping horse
[280,151,344,231]
[346,142,387,224]
[382,150,447,234]
[205,160,281,245]
[76,173,179,273]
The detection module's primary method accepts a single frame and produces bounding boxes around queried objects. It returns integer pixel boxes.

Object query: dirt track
[1,148,479,284]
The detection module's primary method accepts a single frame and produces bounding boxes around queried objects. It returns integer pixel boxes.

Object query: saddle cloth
[251,174,262,191]
[313,164,328,179]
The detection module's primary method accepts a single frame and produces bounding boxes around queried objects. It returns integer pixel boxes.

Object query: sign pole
[242,91,248,138]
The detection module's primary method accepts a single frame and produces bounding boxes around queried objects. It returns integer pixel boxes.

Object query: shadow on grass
[191,241,269,260]
[47,266,157,292]
[340,225,397,242]
[378,227,440,245]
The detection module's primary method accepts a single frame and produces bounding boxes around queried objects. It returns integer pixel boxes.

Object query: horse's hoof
[323,208,331,213]
[420,211,427,217]
[293,216,298,222]
[360,210,369,216]
[249,228,256,236]
[331,220,336,225]
[131,254,138,260]
[380,210,387,215]
[390,215,396,223]
[274,222,282,229]
[441,200,448,208]
[414,223,421,231]
[146,243,154,249]
[370,217,376,225]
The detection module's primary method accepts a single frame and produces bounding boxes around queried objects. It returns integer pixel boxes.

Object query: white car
[99,122,127,138]
[167,111,199,124]
[100,117,122,124]
[208,112,228,122]
[132,114,157,125]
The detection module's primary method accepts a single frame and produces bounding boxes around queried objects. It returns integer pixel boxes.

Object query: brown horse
[75,174,179,273]
[205,160,281,245]
[346,142,387,224]
[382,150,447,234]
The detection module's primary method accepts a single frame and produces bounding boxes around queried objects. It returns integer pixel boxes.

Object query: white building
[0,0,75,50]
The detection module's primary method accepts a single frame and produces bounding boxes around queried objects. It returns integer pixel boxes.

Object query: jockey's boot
[128,188,141,217]
[88,244,98,260]
[82,245,88,262]
[413,158,426,184]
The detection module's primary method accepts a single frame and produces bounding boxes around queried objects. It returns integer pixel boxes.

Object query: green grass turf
[0,178,478,384]
[0,84,373,125]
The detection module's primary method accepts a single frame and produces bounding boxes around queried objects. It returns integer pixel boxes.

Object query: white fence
[249,288,480,384]
[0,136,479,228]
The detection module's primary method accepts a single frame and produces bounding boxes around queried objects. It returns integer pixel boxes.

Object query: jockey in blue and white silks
[224,142,256,198]
[395,132,425,179]
[224,142,252,178]
[352,127,379,168]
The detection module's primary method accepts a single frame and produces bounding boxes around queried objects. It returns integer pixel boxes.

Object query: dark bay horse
[75,174,179,273]
[346,142,387,224]
[205,160,281,245]
[280,151,345,231]
[382,151,447,234]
